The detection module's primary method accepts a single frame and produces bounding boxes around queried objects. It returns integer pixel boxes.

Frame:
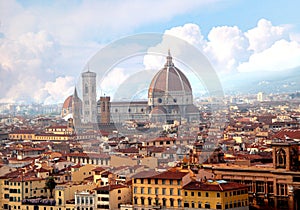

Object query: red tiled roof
[152,171,188,179]
[273,129,300,140]
[66,153,110,159]
[133,170,188,180]
[9,130,35,134]
[92,167,106,172]
[131,170,159,179]
[183,181,247,191]
[94,184,129,191]
[115,148,139,154]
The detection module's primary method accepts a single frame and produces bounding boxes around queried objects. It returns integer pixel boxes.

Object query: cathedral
[61,51,200,126]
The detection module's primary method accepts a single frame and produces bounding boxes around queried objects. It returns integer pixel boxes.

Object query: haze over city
[1,0,300,104]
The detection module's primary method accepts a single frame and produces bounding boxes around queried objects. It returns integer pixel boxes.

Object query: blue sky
[1,0,300,104]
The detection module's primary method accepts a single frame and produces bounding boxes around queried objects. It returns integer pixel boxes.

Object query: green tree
[45,176,57,198]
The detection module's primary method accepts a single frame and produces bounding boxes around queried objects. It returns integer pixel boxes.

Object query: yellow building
[54,182,96,208]
[9,125,75,142]
[94,184,132,210]
[182,180,249,210]
[0,172,47,210]
[132,169,191,209]
[70,164,96,183]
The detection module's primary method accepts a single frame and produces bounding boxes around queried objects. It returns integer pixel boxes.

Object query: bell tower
[271,140,299,171]
[99,96,111,124]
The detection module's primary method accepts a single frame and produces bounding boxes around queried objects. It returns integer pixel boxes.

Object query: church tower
[72,87,82,128]
[272,140,299,171]
[82,70,97,123]
[99,96,111,124]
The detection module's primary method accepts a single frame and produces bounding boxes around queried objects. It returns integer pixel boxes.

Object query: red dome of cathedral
[62,95,73,110]
[148,51,192,99]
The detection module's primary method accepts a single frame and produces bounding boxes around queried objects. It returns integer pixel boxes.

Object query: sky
[1,0,300,104]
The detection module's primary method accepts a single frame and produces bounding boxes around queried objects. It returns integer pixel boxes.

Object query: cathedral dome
[148,51,193,106]
[61,95,73,118]
[62,95,73,110]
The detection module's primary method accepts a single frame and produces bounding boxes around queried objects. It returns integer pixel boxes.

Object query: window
[217,192,220,197]
[185,191,188,196]
[184,202,189,208]
[225,192,227,197]
[134,197,138,205]
[162,188,166,195]
[206,192,209,197]
[162,180,165,184]
[141,187,144,194]
[256,181,264,193]
[118,196,121,200]
[191,192,194,196]
[141,197,145,205]
[216,203,222,209]
[155,188,159,195]
[162,198,166,207]
[177,189,181,196]
[148,179,151,184]
[177,180,181,185]
[198,202,202,208]
[169,180,173,185]
[148,187,151,194]
[148,197,152,205]
[178,199,182,207]
[198,192,201,197]
[170,188,173,195]
[155,179,158,184]
[140,179,144,184]
[118,190,121,193]
[205,202,210,209]
[134,187,137,194]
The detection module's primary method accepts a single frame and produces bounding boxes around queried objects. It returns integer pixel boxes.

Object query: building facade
[65,51,200,126]
[203,140,300,210]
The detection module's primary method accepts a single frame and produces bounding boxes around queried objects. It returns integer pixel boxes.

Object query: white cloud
[99,68,129,97]
[0,31,60,103]
[238,39,300,72]
[41,76,75,105]
[148,19,300,74]
[0,0,218,104]
[204,25,250,72]
[245,18,289,53]
[143,23,206,70]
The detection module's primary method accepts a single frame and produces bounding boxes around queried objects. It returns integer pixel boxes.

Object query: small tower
[72,87,82,128]
[271,140,299,171]
[99,96,111,124]
[82,69,97,123]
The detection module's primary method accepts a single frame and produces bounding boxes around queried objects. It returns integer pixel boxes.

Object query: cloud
[204,25,250,72]
[144,19,300,75]
[99,68,130,98]
[238,39,300,72]
[245,18,289,53]
[0,0,219,104]
[41,76,75,105]
[143,23,206,70]
[0,31,60,103]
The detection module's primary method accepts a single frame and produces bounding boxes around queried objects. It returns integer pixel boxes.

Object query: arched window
[277,149,286,168]
[148,197,152,206]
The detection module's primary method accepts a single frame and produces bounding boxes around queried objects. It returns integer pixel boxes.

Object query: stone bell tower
[271,140,299,171]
